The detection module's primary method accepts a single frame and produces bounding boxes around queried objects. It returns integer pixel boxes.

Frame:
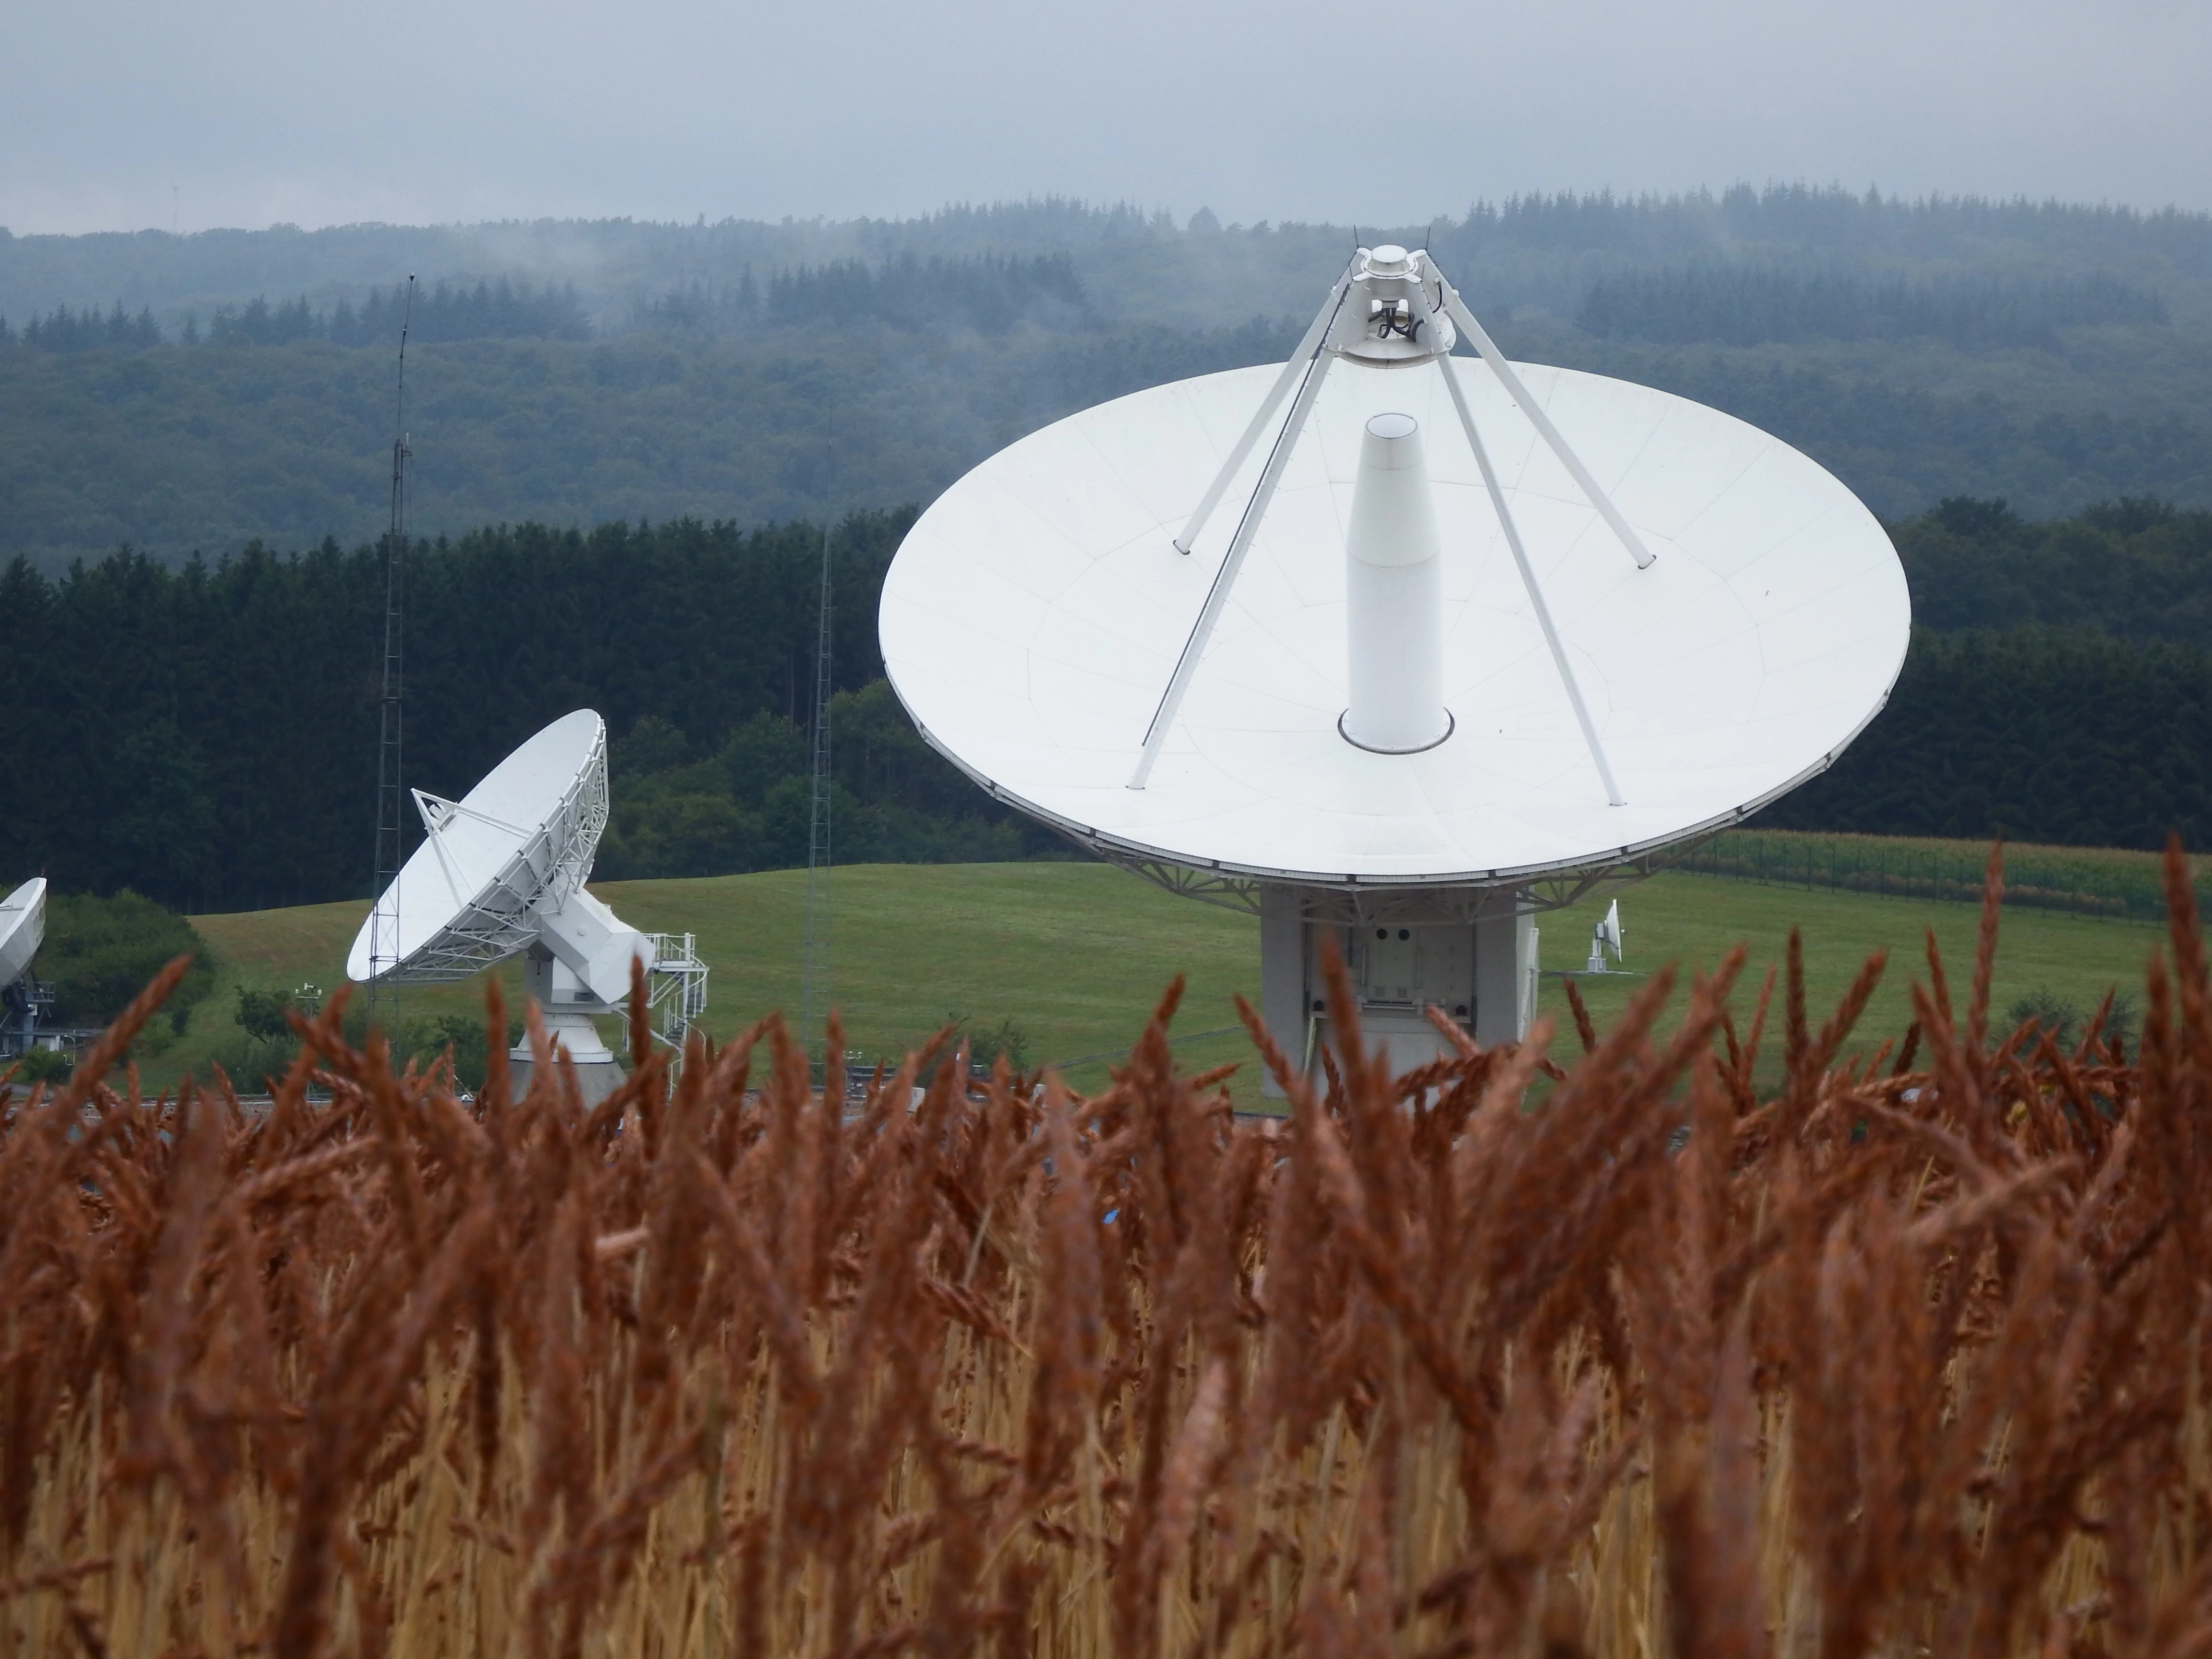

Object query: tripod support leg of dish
[1131,247,1652,794]
[1173,258,1358,557]
[1408,283,1626,807]
[1421,257,1656,572]
[1129,337,1338,790]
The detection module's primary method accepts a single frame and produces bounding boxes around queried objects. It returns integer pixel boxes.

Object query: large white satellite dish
[345,710,708,1100]
[0,878,48,1059]
[879,245,1909,1084]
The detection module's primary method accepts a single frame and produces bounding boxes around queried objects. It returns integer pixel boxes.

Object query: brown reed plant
[6,842,2212,1656]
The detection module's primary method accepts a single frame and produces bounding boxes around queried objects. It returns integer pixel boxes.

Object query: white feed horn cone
[1341,412,1451,754]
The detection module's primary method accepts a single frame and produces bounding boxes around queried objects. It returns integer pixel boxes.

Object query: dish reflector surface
[880,358,1910,885]
[0,878,46,987]
[347,710,608,983]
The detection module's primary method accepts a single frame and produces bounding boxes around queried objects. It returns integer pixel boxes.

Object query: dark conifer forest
[7,187,2212,903]
[1575,267,2168,349]
[4,496,2211,911]
[0,510,1066,913]
[1765,498,2212,845]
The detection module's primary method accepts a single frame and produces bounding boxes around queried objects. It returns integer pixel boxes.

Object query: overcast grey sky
[4,0,2207,235]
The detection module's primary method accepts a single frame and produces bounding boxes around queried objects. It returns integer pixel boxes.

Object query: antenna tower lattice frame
[366,276,417,1028]
[799,513,836,1059]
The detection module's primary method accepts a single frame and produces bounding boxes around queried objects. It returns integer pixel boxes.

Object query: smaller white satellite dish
[345,711,709,1100]
[0,878,47,990]
[347,709,611,986]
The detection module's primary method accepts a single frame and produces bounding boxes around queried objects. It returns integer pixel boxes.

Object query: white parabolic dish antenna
[879,244,1910,1081]
[0,877,47,990]
[345,709,708,1094]
[347,709,614,987]
[883,284,1907,887]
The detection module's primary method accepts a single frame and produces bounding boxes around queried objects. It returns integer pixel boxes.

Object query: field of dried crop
[8,845,2212,1657]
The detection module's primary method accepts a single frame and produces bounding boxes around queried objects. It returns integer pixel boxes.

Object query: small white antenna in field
[1585,900,1624,974]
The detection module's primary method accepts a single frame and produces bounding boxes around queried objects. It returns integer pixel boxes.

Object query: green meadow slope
[154,860,2168,1106]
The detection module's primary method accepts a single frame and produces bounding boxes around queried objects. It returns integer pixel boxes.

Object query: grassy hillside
[154,859,2166,1106]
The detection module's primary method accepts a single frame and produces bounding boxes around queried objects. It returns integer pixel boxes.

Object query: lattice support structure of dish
[367,730,608,986]
[1103,833,1723,924]
[0,878,48,1059]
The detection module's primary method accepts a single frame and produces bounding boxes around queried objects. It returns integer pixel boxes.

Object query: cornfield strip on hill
[1683,825,2212,923]
[8,846,2212,1656]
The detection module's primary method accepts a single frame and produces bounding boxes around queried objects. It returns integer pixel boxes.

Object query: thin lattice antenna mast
[366,276,416,1036]
[799,501,836,1083]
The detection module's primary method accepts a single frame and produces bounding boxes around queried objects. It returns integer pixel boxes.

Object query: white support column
[1474,892,1535,1048]
[510,944,626,1107]
[1258,886,1306,1099]
[1341,413,1451,754]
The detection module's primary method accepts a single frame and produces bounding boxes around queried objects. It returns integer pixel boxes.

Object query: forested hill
[6,495,2212,914]
[8,189,2211,338]
[0,510,1056,914]
[4,187,2212,571]
[1768,498,2212,846]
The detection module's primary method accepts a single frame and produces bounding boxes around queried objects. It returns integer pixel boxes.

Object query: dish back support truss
[1099,835,1722,927]
[384,772,607,984]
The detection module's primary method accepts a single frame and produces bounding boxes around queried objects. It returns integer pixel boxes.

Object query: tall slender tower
[365,277,416,1032]
[799,514,835,1080]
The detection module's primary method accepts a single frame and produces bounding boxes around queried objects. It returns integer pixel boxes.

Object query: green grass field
[140,860,2173,1107]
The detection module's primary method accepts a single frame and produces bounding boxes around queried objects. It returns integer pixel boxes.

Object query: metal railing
[644,932,709,1047]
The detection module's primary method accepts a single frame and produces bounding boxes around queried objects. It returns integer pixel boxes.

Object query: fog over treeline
[7,186,2211,336]
[1,186,2210,568]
